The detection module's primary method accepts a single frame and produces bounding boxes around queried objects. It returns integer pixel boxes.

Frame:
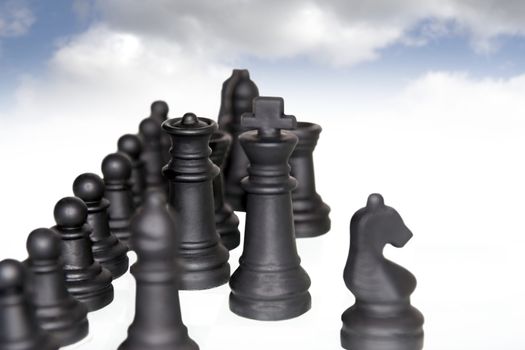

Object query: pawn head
[73,173,105,203]
[27,228,61,261]
[118,134,143,159]
[139,117,161,140]
[150,100,169,120]
[0,259,25,291]
[101,152,132,182]
[53,196,88,228]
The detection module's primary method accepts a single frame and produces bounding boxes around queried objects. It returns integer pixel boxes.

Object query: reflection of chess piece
[341,194,424,350]
[0,259,59,350]
[229,97,311,321]
[118,191,199,350]
[162,113,230,290]
[221,70,259,211]
[209,130,240,250]
[289,122,330,238]
[25,228,89,347]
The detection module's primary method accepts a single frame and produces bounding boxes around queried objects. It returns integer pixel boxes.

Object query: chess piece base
[66,267,114,312]
[229,291,311,321]
[293,198,331,238]
[178,250,230,290]
[36,298,89,346]
[92,236,129,279]
[341,305,424,350]
[216,205,240,250]
[119,338,199,350]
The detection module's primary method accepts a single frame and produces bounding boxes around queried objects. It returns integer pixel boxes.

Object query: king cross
[241,97,297,138]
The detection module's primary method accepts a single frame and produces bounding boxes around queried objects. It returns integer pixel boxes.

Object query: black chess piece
[118,191,199,350]
[73,173,129,278]
[162,113,230,290]
[139,117,167,191]
[51,197,114,312]
[229,97,311,321]
[341,194,424,350]
[209,130,240,250]
[217,69,243,134]
[222,69,259,211]
[289,122,331,238]
[118,134,147,206]
[149,100,172,166]
[25,228,89,346]
[102,152,136,245]
[0,259,58,350]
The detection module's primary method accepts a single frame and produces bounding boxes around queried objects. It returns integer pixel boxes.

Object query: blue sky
[2,0,525,122]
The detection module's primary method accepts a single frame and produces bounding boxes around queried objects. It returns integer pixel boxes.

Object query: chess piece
[222,69,259,211]
[139,117,166,191]
[118,191,199,350]
[209,130,240,250]
[73,173,129,278]
[25,228,89,346]
[289,122,331,238]
[118,134,147,206]
[102,152,135,245]
[0,259,58,350]
[162,113,230,290]
[229,97,311,320]
[51,197,114,312]
[149,100,172,166]
[341,194,424,350]
[217,69,243,133]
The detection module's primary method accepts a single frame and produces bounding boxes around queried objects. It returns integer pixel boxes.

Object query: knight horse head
[351,193,413,257]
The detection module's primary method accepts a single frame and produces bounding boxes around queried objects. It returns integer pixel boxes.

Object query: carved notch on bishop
[241,97,297,138]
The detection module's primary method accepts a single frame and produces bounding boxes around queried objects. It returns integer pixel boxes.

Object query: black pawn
[118,134,147,207]
[73,173,129,278]
[118,191,199,350]
[221,69,259,211]
[341,194,424,350]
[289,122,331,238]
[51,197,114,312]
[25,228,89,346]
[102,152,136,245]
[162,113,230,290]
[139,118,166,191]
[0,259,58,350]
[209,130,240,250]
[149,100,172,166]
[229,97,311,320]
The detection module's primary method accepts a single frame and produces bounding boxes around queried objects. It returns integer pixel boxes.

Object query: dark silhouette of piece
[149,100,172,166]
[102,152,136,245]
[341,194,424,350]
[209,130,240,250]
[162,113,230,290]
[73,173,129,278]
[229,96,311,321]
[118,191,199,350]
[221,69,259,211]
[51,197,114,312]
[118,134,146,207]
[217,69,243,134]
[0,259,58,350]
[139,117,167,191]
[289,122,331,238]
[25,228,89,346]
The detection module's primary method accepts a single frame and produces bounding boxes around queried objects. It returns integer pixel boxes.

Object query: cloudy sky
[2,0,525,124]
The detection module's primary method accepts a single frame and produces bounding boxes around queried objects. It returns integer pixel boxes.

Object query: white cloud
[0,0,34,38]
